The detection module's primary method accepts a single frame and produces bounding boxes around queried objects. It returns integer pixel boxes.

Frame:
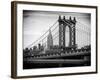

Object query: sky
[23,10,91,49]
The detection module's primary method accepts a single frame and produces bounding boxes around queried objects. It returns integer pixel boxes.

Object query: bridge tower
[58,16,76,50]
[58,16,66,48]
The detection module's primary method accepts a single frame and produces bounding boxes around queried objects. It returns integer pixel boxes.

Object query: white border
[17,3,96,76]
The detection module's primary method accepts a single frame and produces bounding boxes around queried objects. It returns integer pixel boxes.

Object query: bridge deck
[32,51,90,59]
[24,59,89,64]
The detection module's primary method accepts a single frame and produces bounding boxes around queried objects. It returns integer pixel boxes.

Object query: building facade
[47,29,53,49]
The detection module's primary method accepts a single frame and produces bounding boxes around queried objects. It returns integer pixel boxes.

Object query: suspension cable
[26,20,58,48]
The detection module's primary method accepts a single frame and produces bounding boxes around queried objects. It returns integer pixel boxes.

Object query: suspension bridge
[23,16,91,69]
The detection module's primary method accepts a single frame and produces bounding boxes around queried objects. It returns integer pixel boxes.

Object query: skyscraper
[47,29,53,49]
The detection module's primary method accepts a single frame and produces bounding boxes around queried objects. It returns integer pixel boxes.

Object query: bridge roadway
[25,59,89,64]
[23,51,91,69]
[31,50,90,59]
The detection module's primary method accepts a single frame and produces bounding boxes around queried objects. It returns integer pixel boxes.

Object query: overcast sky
[23,10,91,49]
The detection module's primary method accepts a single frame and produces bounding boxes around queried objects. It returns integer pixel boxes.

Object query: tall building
[47,29,53,49]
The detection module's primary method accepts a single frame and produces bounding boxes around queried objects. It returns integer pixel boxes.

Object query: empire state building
[47,29,53,49]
